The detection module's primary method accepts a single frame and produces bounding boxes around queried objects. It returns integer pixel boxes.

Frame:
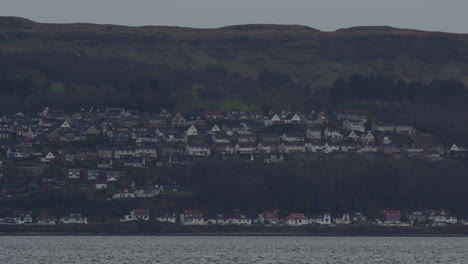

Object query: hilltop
[1,17,468,112]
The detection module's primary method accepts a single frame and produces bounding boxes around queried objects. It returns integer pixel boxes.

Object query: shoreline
[3,223,468,237]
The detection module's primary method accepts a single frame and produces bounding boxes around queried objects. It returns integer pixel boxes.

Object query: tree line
[330,74,467,105]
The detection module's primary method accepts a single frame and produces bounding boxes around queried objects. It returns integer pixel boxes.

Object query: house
[62,151,76,162]
[259,133,281,143]
[407,211,428,225]
[334,111,367,122]
[257,142,281,154]
[203,110,224,120]
[342,119,365,132]
[258,211,279,225]
[6,211,33,224]
[306,128,321,142]
[333,213,351,225]
[135,147,157,158]
[360,132,375,144]
[97,159,113,168]
[155,212,176,224]
[105,107,126,118]
[97,147,113,159]
[87,170,102,181]
[112,188,135,199]
[351,212,368,224]
[186,144,211,156]
[212,133,231,144]
[95,180,107,190]
[345,131,360,141]
[281,133,305,143]
[6,147,30,159]
[209,124,222,135]
[228,110,250,120]
[40,152,56,163]
[285,113,302,124]
[281,142,306,153]
[135,186,161,198]
[264,153,284,164]
[211,143,235,155]
[324,128,343,141]
[171,112,187,127]
[308,111,329,125]
[36,213,57,225]
[322,143,340,154]
[158,144,185,156]
[124,158,146,168]
[180,210,205,225]
[208,214,230,225]
[144,114,169,128]
[236,134,257,144]
[358,145,378,153]
[67,169,82,180]
[240,121,264,133]
[395,125,416,135]
[309,213,332,225]
[59,213,88,224]
[113,147,136,159]
[284,213,309,226]
[235,143,257,155]
[450,144,467,152]
[429,209,458,225]
[106,171,123,182]
[383,210,401,224]
[307,142,324,153]
[121,208,150,222]
[184,125,198,136]
[229,215,252,225]
[371,122,395,133]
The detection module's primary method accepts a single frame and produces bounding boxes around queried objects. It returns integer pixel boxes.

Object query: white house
[60,121,72,129]
[36,213,57,225]
[186,144,211,156]
[180,210,205,225]
[209,125,222,134]
[184,125,198,136]
[323,143,340,153]
[429,209,458,224]
[121,208,150,222]
[40,152,56,163]
[333,213,351,225]
[112,188,135,199]
[59,213,88,224]
[229,215,252,225]
[309,213,332,225]
[342,119,365,132]
[155,212,176,224]
[450,144,467,152]
[258,211,279,225]
[284,213,309,226]
[324,128,343,141]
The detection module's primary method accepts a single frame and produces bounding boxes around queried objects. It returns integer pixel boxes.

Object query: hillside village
[0,106,467,226]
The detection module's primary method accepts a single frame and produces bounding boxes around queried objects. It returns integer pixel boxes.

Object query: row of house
[0,212,88,225]
[2,208,462,227]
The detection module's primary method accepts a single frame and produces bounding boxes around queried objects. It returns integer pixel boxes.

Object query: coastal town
[0,106,467,227]
[1,208,466,227]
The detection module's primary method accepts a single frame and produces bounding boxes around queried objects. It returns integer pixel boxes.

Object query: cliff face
[0,17,467,111]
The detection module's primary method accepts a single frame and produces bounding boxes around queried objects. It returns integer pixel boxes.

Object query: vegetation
[330,74,467,105]
[2,18,468,112]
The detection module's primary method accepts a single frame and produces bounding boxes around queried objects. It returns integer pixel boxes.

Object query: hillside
[1,17,468,111]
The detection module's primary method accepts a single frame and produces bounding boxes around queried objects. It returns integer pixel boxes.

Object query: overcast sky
[1,0,467,33]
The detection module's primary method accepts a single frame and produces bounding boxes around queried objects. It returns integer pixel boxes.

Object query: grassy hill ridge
[1,17,468,111]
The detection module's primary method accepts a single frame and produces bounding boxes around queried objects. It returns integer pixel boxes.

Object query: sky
[1,0,467,33]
